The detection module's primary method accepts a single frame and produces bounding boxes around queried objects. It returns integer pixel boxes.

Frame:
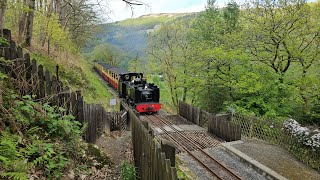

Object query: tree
[242,0,318,80]
[0,0,7,30]
[147,19,193,109]
[25,0,35,46]
[187,0,244,113]
[91,43,124,66]
[243,0,320,117]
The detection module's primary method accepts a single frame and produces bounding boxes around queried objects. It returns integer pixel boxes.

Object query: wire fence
[232,113,320,170]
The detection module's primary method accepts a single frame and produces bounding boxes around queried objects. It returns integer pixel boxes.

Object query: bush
[284,119,320,149]
[0,80,87,179]
[119,161,137,180]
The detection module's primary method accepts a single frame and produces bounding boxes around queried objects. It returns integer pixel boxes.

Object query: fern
[0,80,92,179]
[0,131,21,161]
[0,172,29,180]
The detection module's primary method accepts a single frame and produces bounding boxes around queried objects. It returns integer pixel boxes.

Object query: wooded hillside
[146,0,320,125]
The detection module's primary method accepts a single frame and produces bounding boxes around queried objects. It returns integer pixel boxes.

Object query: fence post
[249,118,253,138]
[161,140,176,167]
[24,54,31,94]
[3,29,11,60]
[45,70,51,96]
[70,92,77,117]
[38,65,45,99]
[77,96,84,124]
[56,65,59,81]
[103,108,110,134]
[51,76,58,106]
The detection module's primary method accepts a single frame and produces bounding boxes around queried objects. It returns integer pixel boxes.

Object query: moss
[175,156,196,180]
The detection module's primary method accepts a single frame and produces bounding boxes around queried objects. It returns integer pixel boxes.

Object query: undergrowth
[0,71,111,179]
[119,161,137,180]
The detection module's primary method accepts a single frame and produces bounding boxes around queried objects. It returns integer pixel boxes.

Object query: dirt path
[95,131,133,179]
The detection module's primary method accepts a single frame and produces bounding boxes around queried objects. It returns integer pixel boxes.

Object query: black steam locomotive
[94,62,161,113]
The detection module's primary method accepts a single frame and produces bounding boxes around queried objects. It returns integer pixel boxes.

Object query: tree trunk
[60,0,66,27]
[0,0,7,30]
[25,0,35,47]
[18,0,28,44]
[300,68,309,114]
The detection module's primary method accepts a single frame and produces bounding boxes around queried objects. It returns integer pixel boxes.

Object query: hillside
[84,13,196,70]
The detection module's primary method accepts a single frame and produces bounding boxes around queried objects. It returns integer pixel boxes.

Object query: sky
[103,0,226,22]
[102,0,317,22]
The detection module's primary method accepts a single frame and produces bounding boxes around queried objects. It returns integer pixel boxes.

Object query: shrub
[284,119,320,149]
[119,161,137,180]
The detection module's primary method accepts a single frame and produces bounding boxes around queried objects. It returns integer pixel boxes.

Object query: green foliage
[33,11,78,53]
[0,81,89,179]
[0,71,7,80]
[117,14,173,29]
[88,43,125,66]
[0,37,9,46]
[145,0,320,125]
[119,161,137,180]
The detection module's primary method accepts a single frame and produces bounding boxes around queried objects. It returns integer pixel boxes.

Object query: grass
[30,53,113,109]
[117,15,172,29]
[175,157,195,180]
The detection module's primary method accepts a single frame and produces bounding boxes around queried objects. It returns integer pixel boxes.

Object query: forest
[144,0,320,126]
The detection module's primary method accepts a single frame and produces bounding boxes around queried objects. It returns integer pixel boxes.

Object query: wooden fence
[178,101,241,142]
[178,101,211,126]
[129,109,177,179]
[208,114,241,142]
[82,103,127,143]
[0,29,123,143]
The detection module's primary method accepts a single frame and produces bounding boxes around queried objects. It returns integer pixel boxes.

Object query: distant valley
[84,13,196,70]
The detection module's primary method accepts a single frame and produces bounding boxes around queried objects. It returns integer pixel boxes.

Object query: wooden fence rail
[129,109,177,180]
[0,29,122,143]
[178,101,241,142]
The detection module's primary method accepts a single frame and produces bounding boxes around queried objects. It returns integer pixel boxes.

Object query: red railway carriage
[94,62,161,114]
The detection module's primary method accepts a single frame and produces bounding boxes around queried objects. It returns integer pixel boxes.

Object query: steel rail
[153,115,242,180]
[145,115,223,180]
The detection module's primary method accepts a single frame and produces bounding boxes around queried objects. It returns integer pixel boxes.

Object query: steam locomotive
[94,62,161,113]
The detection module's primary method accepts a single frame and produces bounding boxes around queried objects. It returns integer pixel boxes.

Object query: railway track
[143,115,242,180]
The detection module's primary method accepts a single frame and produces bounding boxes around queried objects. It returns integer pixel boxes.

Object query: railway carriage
[94,62,161,113]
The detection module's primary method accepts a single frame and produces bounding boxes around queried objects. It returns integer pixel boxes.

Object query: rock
[79,174,87,180]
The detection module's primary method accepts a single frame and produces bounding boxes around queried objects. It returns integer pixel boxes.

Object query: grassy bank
[30,53,112,109]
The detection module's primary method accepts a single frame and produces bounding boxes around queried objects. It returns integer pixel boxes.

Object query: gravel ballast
[177,147,267,180]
